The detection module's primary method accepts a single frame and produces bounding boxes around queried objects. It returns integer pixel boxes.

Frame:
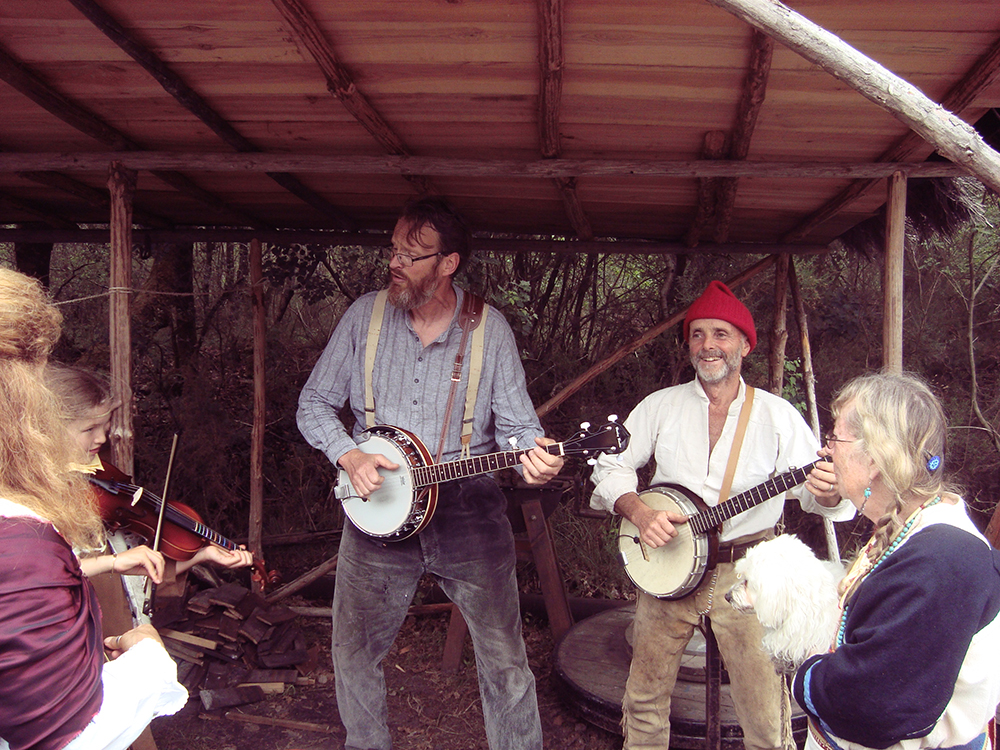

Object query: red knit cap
[683,280,757,353]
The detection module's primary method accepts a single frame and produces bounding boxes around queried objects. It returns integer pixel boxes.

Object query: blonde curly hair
[0,268,104,550]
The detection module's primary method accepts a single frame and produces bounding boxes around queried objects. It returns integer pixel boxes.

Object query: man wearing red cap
[590,280,854,750]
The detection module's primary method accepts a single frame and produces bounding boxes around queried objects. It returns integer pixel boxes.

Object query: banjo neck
[687,460,820,535]
[410,443,563,488]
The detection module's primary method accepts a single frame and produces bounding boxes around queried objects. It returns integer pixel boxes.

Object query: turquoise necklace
[835,496,942,648]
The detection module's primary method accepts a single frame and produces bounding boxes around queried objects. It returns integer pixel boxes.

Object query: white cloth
[590,377,854,541]
[62,638,187,750]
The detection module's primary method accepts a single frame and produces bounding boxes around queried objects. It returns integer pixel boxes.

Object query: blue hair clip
[926,454,942,472]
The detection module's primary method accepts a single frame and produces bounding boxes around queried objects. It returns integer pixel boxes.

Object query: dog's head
[726,534,832,629]
[726,534,845,672]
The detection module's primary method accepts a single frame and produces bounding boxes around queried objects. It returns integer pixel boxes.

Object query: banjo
[336,419,630,541]
[618,460,820,599]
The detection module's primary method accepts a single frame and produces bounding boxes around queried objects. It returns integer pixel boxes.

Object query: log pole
[705,0,1000,193]
[249,238,266,590]
[768,254,790,395]
[107,162,135,474]
[883,171,907,373]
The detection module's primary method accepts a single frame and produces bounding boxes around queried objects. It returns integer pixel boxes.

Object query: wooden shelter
[3,4,999,742]
[2,0,999,576]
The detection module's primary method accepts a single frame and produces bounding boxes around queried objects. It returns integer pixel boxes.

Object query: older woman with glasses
[794,371,1000,750]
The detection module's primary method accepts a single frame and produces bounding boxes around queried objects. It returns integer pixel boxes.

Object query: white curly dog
[725,534,845,673]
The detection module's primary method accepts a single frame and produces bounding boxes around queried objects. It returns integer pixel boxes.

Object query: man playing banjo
[589,280,853,750]
[297,197,563,750]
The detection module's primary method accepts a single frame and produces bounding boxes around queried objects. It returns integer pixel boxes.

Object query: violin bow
[143,433,179,615]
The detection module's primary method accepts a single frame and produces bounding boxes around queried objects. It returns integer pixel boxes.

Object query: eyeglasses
[823,433,858,449]
[382,247,445,268]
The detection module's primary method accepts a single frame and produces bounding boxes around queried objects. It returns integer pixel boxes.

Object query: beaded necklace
[835,496,942,648]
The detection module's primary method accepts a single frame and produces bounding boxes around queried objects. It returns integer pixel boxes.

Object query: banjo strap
[435,291,486,462]
[705,385,754,573]
[361,289,488,460]
[717,386,755,513]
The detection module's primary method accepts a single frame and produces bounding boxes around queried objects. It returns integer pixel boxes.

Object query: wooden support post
[883,171,906,373]
[107,162,135,474]
[249,238,266,591]
[790,258,839,561]
[704,619,722,750]
[769,254,790,395]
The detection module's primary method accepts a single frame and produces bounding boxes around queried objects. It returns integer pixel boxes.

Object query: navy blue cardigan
[793,521,1000,749]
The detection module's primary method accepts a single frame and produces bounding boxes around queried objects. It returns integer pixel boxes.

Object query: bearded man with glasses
[297,196,564,750]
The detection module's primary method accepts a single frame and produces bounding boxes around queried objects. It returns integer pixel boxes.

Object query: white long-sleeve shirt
[590,378,854,541]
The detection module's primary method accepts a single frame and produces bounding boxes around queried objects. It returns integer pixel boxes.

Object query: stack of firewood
[155,581,318,711]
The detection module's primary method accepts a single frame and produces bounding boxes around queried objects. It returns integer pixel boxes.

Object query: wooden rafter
[782,32,1000,243]
[0,43,264,230]
[538,0,563,160]
[267,0,433,197]
[0,152,970,179]
[685,130,728,247]
[0,192,76,229]
[713,29,774,243]
[16,171,171,229]
[537,0,593,240]
[66,0,355,230]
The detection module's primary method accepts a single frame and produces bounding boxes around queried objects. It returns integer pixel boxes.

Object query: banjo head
[618,485,710,600]
[337,431,427,538]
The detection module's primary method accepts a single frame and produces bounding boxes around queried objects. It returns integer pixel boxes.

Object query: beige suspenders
[362,289,488,457]
[363,290,389,429]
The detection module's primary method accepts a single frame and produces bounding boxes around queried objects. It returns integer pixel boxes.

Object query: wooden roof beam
[66,0,355,230]
[267,0,434,197]
[0,152,972,179]
[0,43,267,230]
[703,0,1000,235]
[538,0,593,240]
[713,28,774,243]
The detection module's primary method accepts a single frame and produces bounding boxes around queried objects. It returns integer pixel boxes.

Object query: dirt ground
[149,598,623,750]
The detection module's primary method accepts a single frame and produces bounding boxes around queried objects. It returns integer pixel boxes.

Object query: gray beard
[387,274,438,311]
[691,349,741,384]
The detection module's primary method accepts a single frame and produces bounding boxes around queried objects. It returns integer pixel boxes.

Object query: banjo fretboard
[688,460,820,535]
[411,446,559,487]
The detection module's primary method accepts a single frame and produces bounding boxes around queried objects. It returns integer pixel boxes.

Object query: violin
[89,461,280,590]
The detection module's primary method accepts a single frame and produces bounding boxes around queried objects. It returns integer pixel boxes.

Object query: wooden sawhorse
[441,484,574,672]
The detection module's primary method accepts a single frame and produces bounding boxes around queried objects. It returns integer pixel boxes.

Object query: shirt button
[413,400,418,405]
[414,378,419,383]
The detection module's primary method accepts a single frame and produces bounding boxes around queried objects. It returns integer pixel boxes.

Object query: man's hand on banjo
[615,491,689,548]
[338,448,400,498]
[520,437,565,485]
